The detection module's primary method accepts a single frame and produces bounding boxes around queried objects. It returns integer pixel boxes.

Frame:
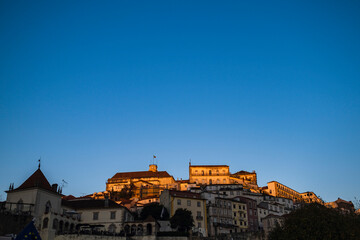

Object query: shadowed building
[160,189,208,237]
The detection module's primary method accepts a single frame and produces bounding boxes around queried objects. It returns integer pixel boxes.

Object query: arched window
[45,201,51,214]
[209,179,212,185]
[146,223,152,235]
[209,170,212,175]
[43,218,49,229]
[70,223,74,233]
[124,225,130,235]
[131,224,136,235]
[137,224,143,235]
[64,222,69,233]
[201,170,204,176]
[59,221,64,233]
[109,223,116,233]
[53,219,58,230]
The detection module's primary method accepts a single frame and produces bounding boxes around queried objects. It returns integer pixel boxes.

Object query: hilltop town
[1,162,357,240]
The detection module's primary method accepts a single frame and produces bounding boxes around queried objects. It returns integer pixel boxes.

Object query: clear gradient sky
[0,1,359,203]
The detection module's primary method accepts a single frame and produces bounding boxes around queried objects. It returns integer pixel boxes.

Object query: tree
[140,202,169,220]
[170,208,194,233]
[269,203,360,240]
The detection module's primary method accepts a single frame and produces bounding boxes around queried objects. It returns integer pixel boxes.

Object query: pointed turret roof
[11,168,55,193]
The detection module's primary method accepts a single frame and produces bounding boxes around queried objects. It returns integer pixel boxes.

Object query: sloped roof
[111,171,172,179]
[62,198,124,210]
[13,168,55,192]
[232,170,254,175]
[190,165,229,168]
[168,190,203,199]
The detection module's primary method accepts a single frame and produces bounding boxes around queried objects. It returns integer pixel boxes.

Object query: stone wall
[54,234,188,240]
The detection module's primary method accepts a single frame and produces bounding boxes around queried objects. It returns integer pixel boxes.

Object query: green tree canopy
[269,203,360,240]
[170,208,194,233]
[140,202,169,220]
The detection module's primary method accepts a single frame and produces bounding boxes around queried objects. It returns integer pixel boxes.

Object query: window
[17,199,24,212]
[198,222,201,228]
[197,211,201,217]
[209,170,212,175]
[93,212,99,220]
[53,219,58,229]
[197,201,201,207]
[187,200,191,206]
[234,212,236,217]
[177,199,181,205]
[110,211,116,219]
[43,218,49,229]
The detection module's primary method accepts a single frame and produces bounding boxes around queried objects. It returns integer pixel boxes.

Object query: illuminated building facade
[189,165,230,185]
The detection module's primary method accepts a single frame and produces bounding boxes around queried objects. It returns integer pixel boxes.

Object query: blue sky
[0,1,359,203]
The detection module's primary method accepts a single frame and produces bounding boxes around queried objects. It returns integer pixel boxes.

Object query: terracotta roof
[13,168,55,193]
[176,179,190,183]
[110,171,172,179]
[168,190,203,199]
[190,165,229,168]
[232,170,254,175]
[62,195,76,200]
[62,198,124,210]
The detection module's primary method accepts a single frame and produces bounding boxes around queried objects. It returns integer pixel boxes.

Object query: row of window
[177,199,202,207]
[193,179,228,184]
[92,211,117,220]
[233,204,246,210]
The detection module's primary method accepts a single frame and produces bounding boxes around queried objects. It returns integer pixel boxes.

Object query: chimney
[105,195,109,208]
[52,184,58,192]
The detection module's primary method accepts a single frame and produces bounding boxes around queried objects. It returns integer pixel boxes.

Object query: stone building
[230,170,258,186]
[301,191,324,204]
[189,165,230,185]
[106,164,176,200]
[231,199,248,233]
[265,181,303,202]
[325,198,355,213]
[232,196,259,232]
[160,189,207,237]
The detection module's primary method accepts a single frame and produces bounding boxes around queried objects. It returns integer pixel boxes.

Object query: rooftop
[9,168,57,193]
[190,165,229,168]
[62,198,124,210]
[168,190,203,199]
[110,170,172,180]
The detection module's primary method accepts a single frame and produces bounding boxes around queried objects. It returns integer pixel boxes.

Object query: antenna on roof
[189,158,192,166]
[61,179,68,189]
[38,158,41,169]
